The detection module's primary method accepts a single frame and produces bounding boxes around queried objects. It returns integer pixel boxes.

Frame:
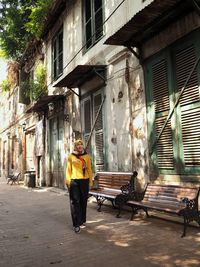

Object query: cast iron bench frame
[89,171,138,217]
[7,172,21,185]
[127,183,200,237]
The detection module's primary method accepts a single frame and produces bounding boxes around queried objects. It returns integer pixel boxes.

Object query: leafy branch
[26,63,47,101]
[0,0,53,60]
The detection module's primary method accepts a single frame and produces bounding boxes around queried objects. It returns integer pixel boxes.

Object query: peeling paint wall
[105,49,132,172]
[44,0,150,185]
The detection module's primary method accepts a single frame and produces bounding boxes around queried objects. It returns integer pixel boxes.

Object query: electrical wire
[48,0,127,86]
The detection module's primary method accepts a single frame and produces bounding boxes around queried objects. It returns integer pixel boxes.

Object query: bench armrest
[181,197,197,210]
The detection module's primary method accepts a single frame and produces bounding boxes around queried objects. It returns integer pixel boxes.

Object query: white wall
[45,0,150,181]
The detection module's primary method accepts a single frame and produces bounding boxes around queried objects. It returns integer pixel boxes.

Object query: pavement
[0,177,200,267]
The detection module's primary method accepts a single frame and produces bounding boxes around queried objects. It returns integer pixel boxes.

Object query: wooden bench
[7,172,21,185]
[89,171,138,217]
[127,183,200,237]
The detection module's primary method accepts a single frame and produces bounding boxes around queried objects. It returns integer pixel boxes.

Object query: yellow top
[66,153,93,187]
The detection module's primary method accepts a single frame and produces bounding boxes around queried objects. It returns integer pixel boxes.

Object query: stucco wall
[45,0,150,185]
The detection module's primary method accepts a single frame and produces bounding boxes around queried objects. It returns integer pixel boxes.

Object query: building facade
[1,0,200,190]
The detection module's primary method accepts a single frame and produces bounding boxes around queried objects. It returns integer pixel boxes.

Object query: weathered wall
[45,0,151,184]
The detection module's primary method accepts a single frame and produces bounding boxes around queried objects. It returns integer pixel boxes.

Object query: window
[19,69,30,105]
[83,0,104,50]
[81,90,105,171]
[145,30,200,175]
[52,28,63,81]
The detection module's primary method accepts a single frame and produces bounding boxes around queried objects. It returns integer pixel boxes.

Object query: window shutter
[83,99,92,154]
[152,59,174,169]
[84,99,91,133]
[94,93,104,169]
[176,46,199,106]
[175,45,200,167]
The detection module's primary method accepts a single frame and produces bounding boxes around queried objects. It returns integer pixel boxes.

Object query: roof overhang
[104,0,193,47]
[41,0,67,39]
[53,65,106,89]
[26,95,65,113]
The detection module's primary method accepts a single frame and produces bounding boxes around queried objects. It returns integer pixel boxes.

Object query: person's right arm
[66,155,72,187]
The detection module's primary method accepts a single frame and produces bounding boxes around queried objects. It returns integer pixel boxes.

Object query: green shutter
[145,31,200,176]
[83,98,92,154]
[175,45,200,167]
[81,90,105,171]
[152,59,174,170]
[84,99,91,133]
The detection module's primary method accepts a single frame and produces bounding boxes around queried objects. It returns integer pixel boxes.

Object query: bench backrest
[14,172,20,177]
[143,184,199,206]
[96,171,136,190]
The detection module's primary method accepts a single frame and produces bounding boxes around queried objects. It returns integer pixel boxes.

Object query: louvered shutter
[175,45,200,167]
[83,98,92,154]
[94,92,104,170]
[152,60,174,170]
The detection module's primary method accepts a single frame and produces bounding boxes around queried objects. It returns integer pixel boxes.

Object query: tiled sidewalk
[0,178,200,267]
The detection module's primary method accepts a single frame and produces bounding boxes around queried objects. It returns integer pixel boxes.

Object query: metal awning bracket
[68,87,80,97]
[93,68,106,85]
[127,46,140,60]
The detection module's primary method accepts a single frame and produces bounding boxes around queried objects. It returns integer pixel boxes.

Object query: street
[0,178,200,267]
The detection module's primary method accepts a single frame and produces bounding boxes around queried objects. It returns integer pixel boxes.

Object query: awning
[104,0,192,47]
[26,95,65,113]
[53,65,106,88]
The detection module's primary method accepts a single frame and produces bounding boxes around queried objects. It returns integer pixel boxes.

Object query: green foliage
[0,0,53,60]
[0,0,34,59]
[0,79,10,92]
[0,49,6,58]
[26,0,53,38]
[26,63,47,101]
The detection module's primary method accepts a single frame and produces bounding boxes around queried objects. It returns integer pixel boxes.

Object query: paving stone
[0,178,200,267]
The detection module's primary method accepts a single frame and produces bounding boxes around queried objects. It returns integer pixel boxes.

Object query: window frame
[144,29,200,176]
[81,88,106,172]
[82,0,104,52]
[52,27,63,81]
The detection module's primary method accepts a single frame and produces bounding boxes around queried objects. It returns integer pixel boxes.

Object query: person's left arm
[87,156,93,188]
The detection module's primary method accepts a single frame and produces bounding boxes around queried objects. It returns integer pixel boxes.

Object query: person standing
[66,139,93,233]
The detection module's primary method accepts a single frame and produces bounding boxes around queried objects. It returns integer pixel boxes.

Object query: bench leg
[182,216,187,238]
[181,209,200,237]
[144,208,149,217]
[111,200,116,209]
[197,212,200,226]
[97,203,102,212]
[97,197,105,212]
[130,206,138,220]
[116,206,122,218]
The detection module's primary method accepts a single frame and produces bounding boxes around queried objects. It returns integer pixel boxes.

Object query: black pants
[69,179,89,227]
